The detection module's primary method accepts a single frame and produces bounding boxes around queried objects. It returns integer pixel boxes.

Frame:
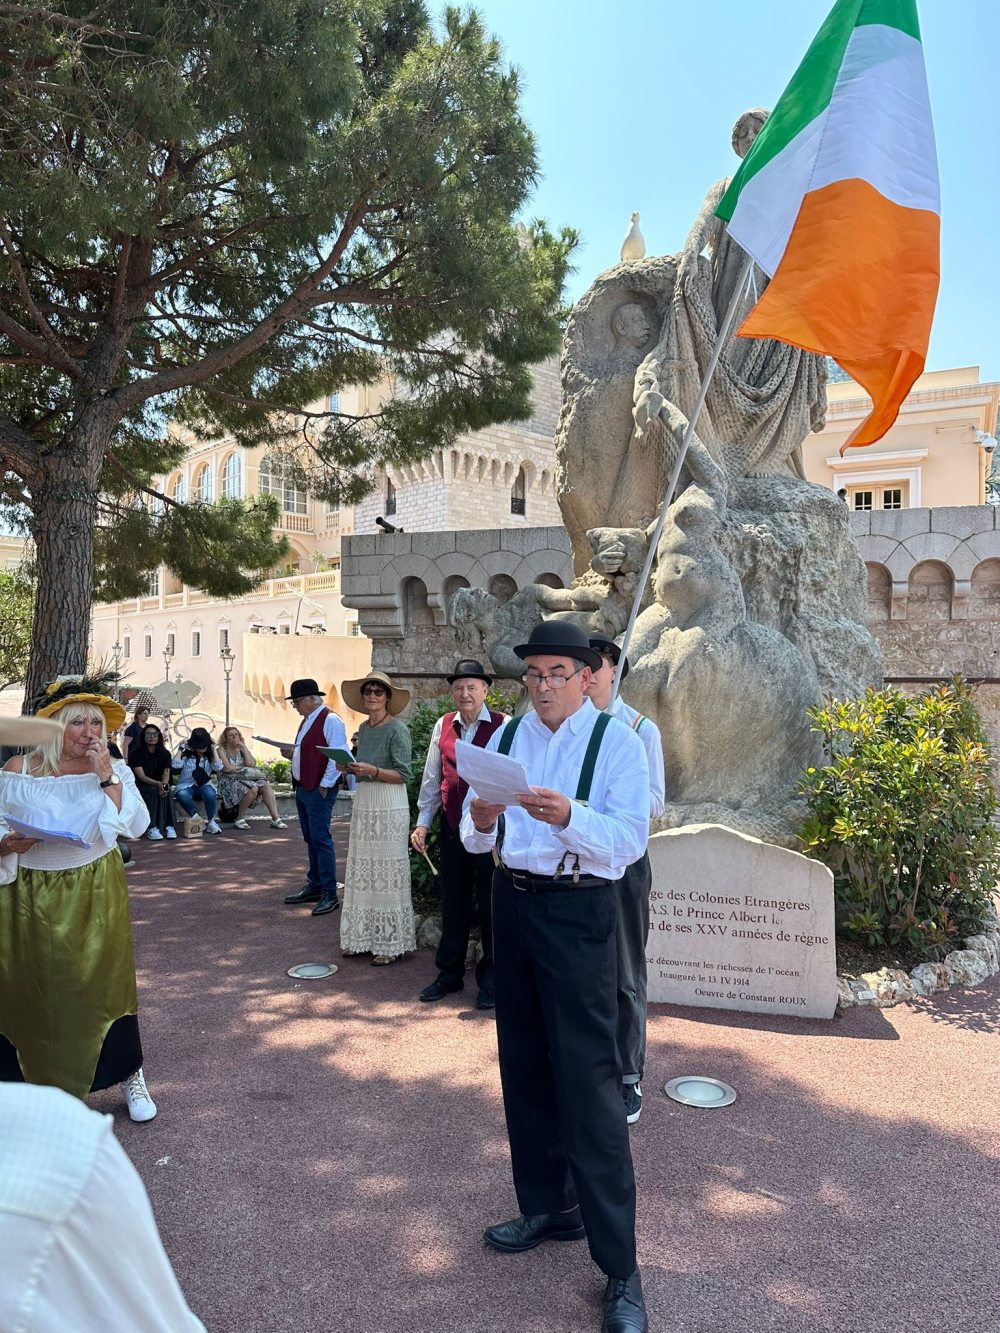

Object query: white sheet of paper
[455,739,533,807]
[5,815,92,848]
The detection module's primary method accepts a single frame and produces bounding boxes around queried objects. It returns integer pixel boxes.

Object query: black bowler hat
[589,632,630,679]
[286,678,324,701]
[513,620,603,672]
[446,658,493,686]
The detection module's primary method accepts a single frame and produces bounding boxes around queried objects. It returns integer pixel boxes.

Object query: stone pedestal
[646,824,837,1020]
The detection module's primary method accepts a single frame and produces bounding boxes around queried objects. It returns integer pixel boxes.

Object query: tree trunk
[24,472,97,709]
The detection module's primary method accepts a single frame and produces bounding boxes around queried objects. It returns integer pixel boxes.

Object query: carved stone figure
[512,109,882,846]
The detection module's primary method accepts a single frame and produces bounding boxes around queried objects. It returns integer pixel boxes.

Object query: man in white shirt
[280,678,348,916]
[587,633,666,1127]
[412,659,507,1008]
[461,620,650,1333]
[0,1083,206,1332]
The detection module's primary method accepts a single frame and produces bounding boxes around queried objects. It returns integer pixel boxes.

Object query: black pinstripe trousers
[492,867,637,1280]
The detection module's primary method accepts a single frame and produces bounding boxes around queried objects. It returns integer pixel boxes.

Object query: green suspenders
[496,710,613,805]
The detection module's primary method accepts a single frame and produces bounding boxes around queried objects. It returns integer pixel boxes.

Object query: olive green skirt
[0,849,140,1098]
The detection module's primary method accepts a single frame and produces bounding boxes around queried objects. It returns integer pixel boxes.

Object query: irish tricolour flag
[716,0,939,450]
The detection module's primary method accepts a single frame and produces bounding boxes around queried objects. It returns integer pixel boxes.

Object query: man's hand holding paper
[455,739,533,808]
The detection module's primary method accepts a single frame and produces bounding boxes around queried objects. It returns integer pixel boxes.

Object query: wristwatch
[100,773,121,789]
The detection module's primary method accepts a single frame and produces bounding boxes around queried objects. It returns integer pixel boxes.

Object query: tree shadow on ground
[909,982,1000,1035]
[90,840,1000,1333]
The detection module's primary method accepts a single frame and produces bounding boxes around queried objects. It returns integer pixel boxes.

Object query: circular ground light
[663,1076,737,1108]
[286,963,339,979]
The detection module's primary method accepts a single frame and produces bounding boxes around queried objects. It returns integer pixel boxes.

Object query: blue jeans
[175,782,217,821]
[295,784,338,894]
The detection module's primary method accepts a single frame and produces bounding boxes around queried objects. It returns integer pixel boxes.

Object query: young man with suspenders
[412,659,506,1009]
[461,621,651,1333]
[587,634,666,1125]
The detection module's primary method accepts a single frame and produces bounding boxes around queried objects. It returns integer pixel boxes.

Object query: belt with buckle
[503,867,611,893]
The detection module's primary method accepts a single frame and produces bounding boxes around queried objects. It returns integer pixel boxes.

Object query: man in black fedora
[461,620,651,1333]
[279,679,348,916]
[412,659,507,1008]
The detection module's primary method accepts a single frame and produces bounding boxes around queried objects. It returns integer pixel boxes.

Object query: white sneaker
[146,828,164,841]
[270,819,288,829]
[165,827,177,839]
[205,820,222,834]
[121,1067,157,1122]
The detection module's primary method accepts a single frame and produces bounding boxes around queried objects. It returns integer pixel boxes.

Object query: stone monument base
[646,824,837,1020]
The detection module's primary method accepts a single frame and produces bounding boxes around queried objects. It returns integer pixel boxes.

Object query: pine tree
[0,1,576,701]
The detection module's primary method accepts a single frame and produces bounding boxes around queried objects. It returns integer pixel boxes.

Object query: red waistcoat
[297,708,331,792]
[439,708,505,830]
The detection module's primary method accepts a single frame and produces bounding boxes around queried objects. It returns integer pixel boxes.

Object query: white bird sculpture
[620,211,645,262]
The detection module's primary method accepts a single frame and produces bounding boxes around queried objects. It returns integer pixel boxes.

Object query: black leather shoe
[483,1210,585,1253]
[419,974,464,1002]
[284,885,321,905]
[311,894,340,916]
[475,986,496,1010]
[602,1269,647,1333]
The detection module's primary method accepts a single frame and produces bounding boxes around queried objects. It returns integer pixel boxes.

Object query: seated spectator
[215,726,287,830]
[130,725,177,842]
[171,728,222,834]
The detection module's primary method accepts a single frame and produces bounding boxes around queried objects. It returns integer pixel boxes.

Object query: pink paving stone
[92,825,1000,1333]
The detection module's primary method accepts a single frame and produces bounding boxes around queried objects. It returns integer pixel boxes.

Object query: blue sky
[472,0,1000,382]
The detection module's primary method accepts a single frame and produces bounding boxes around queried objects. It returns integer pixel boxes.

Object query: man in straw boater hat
[586,634,665,1127]
[461,620,651,1333]
[412,659,507,1009]
[279,679,349,917]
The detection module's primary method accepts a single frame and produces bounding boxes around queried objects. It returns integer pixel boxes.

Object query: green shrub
[799,680,999,958]
[259,757,291,784]
[406,684,520,905]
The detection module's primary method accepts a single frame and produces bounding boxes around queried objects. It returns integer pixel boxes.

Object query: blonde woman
[0,672,156,1120]
[339,671,415,965]
[215,725,287,829]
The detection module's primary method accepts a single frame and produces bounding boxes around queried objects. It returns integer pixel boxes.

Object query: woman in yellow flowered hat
[0,669,158,1120]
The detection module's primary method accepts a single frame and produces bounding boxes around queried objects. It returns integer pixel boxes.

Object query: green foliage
[799,681,999,958]
[0,0,578,627]
[0,567,33,688]
[259,757,291,785]
[405,684,519,901]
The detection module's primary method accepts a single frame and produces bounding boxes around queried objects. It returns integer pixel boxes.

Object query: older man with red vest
[412,659,506,1009]
[280,679,348,917]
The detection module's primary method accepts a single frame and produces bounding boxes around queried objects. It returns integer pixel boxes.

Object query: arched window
[193,463,213,503]
[258,452,307,514]
[220,453,242,499]
[510,466,527,515]
[171,473,187,503]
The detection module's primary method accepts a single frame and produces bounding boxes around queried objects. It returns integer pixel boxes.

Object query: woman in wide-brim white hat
[338,671,415,965]
[0,672,157,1121]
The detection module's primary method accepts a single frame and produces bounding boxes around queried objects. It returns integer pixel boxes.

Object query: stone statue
[491,109,882,847]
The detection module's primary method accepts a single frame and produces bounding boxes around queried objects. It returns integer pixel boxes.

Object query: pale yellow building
[802,366,1000,510]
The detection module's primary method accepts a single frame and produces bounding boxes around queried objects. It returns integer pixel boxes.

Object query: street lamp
[163,645,174,683]
[220,644,235,727]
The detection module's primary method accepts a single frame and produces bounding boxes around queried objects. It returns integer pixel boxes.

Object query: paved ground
[96,824,1000,1333]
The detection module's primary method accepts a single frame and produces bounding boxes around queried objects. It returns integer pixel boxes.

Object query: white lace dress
[339,718,416,959]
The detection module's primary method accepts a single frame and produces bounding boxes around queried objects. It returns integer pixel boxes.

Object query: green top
[357,716,412,783]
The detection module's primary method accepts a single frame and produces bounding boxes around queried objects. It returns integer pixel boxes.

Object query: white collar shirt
[291,704,347,787]
[416,704,503,827]
[0,1084,206,1332]
[459,698,649,881]
[608,695,666,819]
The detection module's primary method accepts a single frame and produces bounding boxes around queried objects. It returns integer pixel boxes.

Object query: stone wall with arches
[342,525,572,701]
[852,505,1000,750]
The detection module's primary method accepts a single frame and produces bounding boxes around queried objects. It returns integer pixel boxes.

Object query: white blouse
[0,760,149,880]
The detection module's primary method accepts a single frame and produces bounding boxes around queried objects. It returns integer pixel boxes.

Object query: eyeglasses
[521,669,583,690]
[362,685,386,696]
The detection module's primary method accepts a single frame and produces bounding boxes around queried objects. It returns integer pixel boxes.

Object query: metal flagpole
[608,249,754,710]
